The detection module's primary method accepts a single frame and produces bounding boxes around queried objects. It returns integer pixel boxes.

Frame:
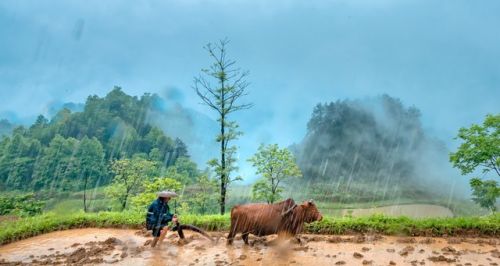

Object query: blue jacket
[146,198,174,229]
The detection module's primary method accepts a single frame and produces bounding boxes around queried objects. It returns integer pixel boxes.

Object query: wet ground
[0,228,498,265]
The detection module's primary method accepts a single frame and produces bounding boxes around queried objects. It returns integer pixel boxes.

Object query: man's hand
[172,214,178,224]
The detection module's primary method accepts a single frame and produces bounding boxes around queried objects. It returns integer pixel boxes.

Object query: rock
[328,236,342,243]
[399,246,415,256]
[389,261,396,265]
[362,260,373,264]
[361,247,370,252]
[335,261,346,265]
[309,236,324,242]
[293,246,309,252]
[427,255,456,263]
[353,252,364,259]
[441,246,457,254]
[419,238,435,244]
[491,249,500,258]
[397,238,416,244]
[103,237,122,246]
[238,255,247,260]
[387,248,395,253]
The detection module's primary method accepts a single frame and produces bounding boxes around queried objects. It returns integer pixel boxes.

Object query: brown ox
[227,198,323,244]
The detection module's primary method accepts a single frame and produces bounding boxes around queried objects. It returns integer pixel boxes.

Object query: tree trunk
[83,176,88,212]
[220,75,226,215]
[121,191,129,211]
[220,113,226,214]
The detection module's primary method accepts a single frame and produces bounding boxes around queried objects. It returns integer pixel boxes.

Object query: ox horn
[281,204,297,216]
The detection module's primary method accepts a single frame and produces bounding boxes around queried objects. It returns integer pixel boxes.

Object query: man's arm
[161,204,175,225]
[146,202,156,226]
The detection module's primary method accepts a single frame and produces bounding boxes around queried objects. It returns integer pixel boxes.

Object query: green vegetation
[194,39,253,214]
[1,212,498,245]
[0,88,191,206]
[306,213,500,236]
[0,193,44,216]
[450,114,499,212]
[469,178,499,212]
[249,144,302,203]
[130,177,182,210]
[183,174,219,215]
[105,158,158,210]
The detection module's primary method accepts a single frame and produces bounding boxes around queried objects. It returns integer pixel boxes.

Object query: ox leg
[242,233,249,245]
[227,224,237,245]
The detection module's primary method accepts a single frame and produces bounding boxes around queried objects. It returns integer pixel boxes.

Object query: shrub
[0,193,44,216]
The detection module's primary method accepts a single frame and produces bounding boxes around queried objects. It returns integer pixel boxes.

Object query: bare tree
[193,39,252,214]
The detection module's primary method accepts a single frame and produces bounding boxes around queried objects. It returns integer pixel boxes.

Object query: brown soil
[0,228,498,265]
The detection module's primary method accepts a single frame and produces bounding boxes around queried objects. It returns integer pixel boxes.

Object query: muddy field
[0,228,498,265]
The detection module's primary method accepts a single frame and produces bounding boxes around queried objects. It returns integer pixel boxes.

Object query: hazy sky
[1,0,499,180]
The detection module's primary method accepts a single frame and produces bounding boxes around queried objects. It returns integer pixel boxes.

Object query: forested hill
[0,87,191,191]
[0,119,15,138]
[291,95,454,199]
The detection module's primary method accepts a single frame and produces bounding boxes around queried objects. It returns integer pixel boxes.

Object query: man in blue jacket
[146,191,178,247]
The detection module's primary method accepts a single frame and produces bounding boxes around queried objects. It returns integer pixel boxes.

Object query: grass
[305,213,500,236]
[1,212,499,246]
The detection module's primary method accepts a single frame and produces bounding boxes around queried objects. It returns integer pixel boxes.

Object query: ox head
[301,199,323,223]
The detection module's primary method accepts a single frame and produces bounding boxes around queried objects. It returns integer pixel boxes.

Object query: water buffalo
[227,198,323,244]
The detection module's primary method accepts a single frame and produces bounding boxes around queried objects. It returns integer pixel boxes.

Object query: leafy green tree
[130,177,182,210]
[32,134,78,191]
[105,158,157,210]
[194,39,252,214]
[469,178,499,212]
[450,114,499,212]
[73,136,106,212]
[187,174,218,214]
[0,131,41,189]
[249,144,302,203]
[165,157,199,185]
[450,114,499,176]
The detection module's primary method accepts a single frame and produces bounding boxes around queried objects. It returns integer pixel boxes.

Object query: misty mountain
[291,95,463,200]
[0,88,192,191]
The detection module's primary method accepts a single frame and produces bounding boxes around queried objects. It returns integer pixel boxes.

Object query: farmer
[146,190,178,247]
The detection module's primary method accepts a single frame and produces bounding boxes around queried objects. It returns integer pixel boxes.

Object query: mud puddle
[0,228,498,265]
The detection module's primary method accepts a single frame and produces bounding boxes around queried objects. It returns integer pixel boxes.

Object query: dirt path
[0,228,498,265]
